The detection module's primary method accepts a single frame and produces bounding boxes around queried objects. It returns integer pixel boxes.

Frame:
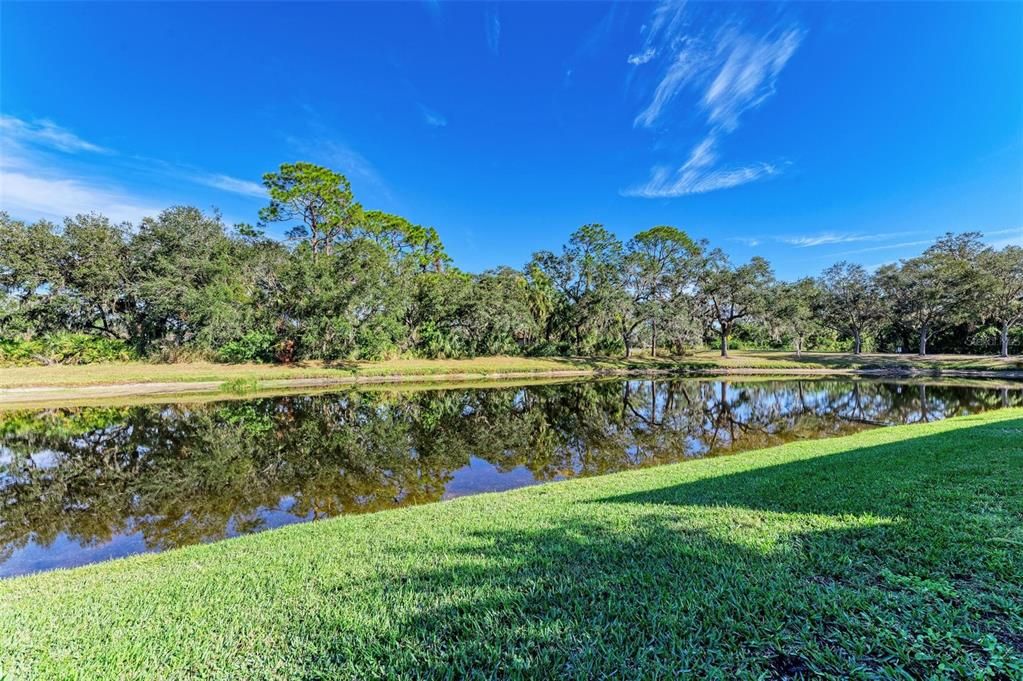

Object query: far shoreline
[2,351,1021,409]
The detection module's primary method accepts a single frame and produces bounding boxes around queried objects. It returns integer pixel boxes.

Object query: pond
[1,376,1020,578]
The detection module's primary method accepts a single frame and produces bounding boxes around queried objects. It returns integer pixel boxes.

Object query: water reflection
[1,378,1020,577]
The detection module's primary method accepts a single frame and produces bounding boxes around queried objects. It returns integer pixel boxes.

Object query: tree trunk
[720,328,729,358]
[918,327,928,356]
[651,319,657,358]
[624,334,631,358]
[1000,320,1010,358]
[853,329,862,355]
[795,337,802,358]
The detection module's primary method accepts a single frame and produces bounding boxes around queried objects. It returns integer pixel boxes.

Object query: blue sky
[1,1,1021,278]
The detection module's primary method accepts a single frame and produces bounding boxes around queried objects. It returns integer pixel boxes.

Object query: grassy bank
[1,351,1020,392]
[724,350,1023,372]
[2,409,1021,679]
[0,355,679,389]
[6,374,1020,414]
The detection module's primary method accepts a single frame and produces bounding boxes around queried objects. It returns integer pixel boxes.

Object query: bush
[220,377,260,394]
[354,322,401,361]
[415,322,464,359]
[215,331,276,363]
[528,340,572,357]
[0,334,138,366]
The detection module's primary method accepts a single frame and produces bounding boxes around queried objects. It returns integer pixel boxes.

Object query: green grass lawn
[2,409,1021,679]
[1,351,1019,392]
[718,350,1023,372]
[0,355,687,389]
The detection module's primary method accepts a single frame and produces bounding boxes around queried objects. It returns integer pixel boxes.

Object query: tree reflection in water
[1,378,1019,575]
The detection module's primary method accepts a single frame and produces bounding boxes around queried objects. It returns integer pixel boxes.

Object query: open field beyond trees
[2,409,1021,678]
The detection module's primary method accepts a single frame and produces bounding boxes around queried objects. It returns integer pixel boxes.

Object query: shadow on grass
[595,416,1023,518]
[560,355,717,371]
[295,419,1023,678]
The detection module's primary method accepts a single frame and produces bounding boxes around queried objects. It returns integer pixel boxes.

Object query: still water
[2,377,1020,577]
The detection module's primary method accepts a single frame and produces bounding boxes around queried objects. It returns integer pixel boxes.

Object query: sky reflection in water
[2,377,1020,577]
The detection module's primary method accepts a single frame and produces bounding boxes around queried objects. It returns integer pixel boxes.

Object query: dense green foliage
[2,409,1020,678]
[0,333,137,365]
[2,163,1020,364]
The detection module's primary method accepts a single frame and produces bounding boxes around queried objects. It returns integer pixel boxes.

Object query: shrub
[415,322,463,359]
[0,334,138,366]
[215,331,276,364]
[528,340,572,357]
[220,377,260,394]
[354,323,400,361]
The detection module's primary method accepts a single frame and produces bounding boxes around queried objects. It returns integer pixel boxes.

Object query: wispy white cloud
[418,103,448,128]
[984,227,1023,249]
[0,115,110,154]
[985,227,1023,236]
[0,171,162,225]
[676,135,716,171]
[990,236,1023,248]
[624,160,781,198]
[633,39,712,128]
[729,236,762,247]
[2,114,266,203]
[780,233,881,248]
[624,133,783,198]
[788,228,1022,255]
[287,135,391,201]
[627,48,656,66]
[485,6,501,55]
[701,27,803,133]
[287,107,394,204]
[0,152,163,225]
[627,2,803,198]
[190,172,265,198]
[833,239,935,257]
[633,20,803,131]
[0,113,272,227]
[831,228,1021,255]
[635,0,687,64]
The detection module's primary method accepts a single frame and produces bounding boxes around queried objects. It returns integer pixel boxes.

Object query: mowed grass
[0,355,688,389]
[0,353,810,392]
[2,410,1021,679]
[2,351,1019,392]
[712,350,1023,372]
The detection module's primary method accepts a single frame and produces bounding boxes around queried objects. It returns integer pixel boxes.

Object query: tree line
[1,162,1020,363]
